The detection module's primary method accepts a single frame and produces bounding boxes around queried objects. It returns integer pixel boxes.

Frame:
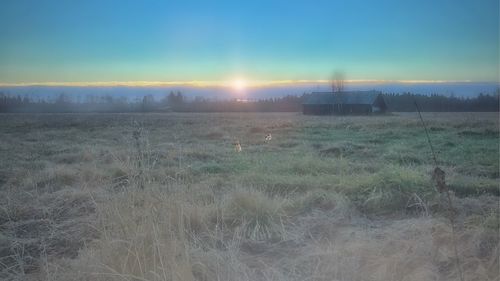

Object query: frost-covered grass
[0,112,498,280]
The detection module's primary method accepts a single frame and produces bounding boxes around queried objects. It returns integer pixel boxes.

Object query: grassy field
[0,112,498,281]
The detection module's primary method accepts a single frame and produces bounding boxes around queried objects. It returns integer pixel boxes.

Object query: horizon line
[1,79,495,88]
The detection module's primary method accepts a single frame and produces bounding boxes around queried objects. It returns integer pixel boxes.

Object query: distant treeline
[384,93,499,112]
[0,91,498,113]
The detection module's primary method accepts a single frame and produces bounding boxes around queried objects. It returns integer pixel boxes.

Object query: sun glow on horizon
[231,78,247,92]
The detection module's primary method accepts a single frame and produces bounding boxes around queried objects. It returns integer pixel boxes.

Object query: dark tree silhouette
[0,91,498,113]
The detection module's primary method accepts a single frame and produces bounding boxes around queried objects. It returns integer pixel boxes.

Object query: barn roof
[303,90,382,105]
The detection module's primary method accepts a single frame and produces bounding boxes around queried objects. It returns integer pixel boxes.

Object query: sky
[0,0,498,87]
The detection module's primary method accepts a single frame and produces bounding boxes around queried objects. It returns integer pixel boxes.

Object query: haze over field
[1,82,499,102]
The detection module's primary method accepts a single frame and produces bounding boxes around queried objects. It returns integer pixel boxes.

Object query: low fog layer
[1,82,498,102]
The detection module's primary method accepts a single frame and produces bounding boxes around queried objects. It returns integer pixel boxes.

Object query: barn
[302,90,387,115]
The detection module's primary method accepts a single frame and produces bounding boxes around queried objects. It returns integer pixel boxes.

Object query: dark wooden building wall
[302,92,388,115]
[336,104,372,114]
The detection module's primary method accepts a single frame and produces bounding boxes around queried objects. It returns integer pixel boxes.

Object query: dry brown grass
[0,112,498,281]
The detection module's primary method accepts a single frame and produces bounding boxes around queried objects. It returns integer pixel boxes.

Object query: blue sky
[0,0,498,85]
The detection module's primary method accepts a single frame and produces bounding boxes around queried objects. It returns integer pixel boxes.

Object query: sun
[232,78,247,91]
